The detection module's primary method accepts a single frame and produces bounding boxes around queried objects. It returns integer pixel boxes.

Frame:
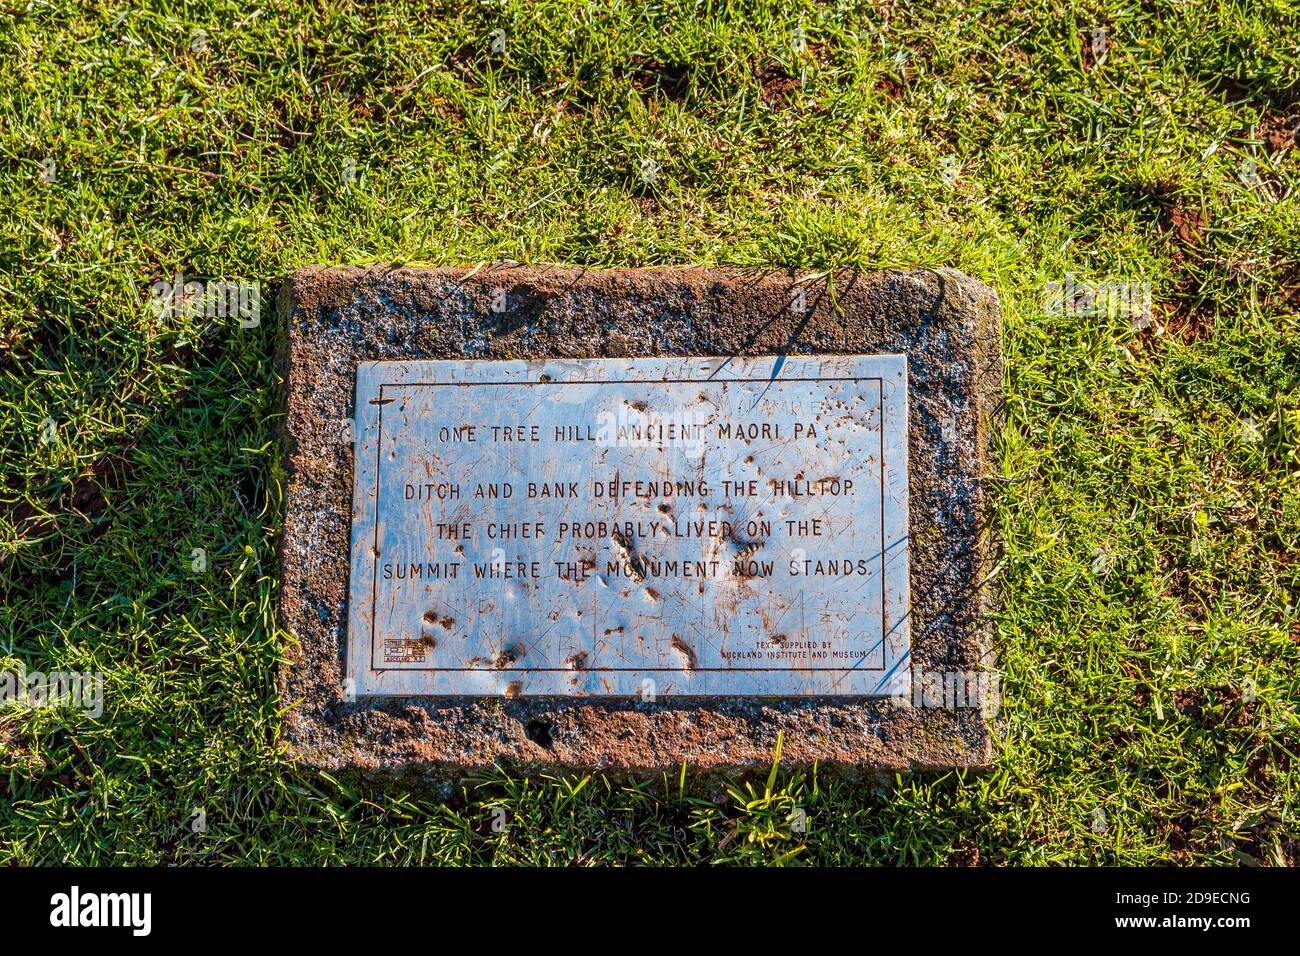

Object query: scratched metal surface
[345,355,910,696]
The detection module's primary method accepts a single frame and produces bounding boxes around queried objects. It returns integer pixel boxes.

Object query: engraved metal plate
[345,356,910,696]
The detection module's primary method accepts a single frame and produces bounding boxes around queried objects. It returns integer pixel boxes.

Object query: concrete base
[275,264,1002,778]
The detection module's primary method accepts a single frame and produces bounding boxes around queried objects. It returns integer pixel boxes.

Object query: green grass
[1,0,1298,865]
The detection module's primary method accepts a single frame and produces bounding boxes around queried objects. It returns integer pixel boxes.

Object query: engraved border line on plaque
[367,375,890,675]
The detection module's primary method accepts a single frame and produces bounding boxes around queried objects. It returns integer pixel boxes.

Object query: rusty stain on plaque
[345,355,910,696]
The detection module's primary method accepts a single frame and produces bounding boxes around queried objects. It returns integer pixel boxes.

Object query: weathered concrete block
[275,265,1002,778]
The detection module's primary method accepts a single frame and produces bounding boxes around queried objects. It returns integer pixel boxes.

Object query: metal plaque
[345,356,910,696]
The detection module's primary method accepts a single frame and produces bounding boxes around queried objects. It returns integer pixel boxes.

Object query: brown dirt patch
[4,449,136,540]
[753,59,799,107]
[1259,110,1299,153]
[629,57,690,102]
[1173,685,1257,729]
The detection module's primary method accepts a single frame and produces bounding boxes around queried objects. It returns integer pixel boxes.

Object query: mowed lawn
[0,0,1297,864]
